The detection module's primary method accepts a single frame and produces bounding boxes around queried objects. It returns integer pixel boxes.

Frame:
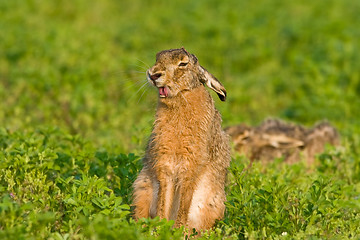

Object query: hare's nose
[150,73,162,81]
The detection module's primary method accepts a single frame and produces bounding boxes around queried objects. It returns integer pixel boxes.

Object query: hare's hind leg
[187,175,226,231]
[133,168,157,219]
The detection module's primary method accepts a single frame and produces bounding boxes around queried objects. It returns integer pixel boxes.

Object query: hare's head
[146,47,227,101]
[307,122,340,145]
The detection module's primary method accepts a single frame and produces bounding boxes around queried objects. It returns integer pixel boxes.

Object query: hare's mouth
[158,86,169,98]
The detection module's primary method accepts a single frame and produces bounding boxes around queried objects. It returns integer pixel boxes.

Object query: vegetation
[0,0,359,238]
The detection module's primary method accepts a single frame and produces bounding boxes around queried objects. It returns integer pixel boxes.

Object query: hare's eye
[178,62,188,67]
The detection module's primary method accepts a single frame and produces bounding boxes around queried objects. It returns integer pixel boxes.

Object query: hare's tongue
[159,87,168,97]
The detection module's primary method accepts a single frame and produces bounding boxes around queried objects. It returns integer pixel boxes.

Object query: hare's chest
[154,127,206,158]
[151,113,210,170]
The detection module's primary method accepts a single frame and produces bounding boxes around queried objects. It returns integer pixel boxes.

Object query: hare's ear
[200,66,227,101]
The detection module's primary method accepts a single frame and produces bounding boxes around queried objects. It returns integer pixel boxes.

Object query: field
[1,0,360,239]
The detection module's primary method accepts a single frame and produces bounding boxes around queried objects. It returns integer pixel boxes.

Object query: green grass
[1,0,360,239]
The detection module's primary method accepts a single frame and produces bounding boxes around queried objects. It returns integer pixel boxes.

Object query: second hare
[133,48,231,231]
[225,119,340,164]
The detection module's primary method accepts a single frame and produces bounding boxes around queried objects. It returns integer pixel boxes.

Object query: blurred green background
[1,0,360,153]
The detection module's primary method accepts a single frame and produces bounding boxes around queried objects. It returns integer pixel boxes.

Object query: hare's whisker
[130,63,149,72]
[128,81,148,102]
[137,85,149,103]
[135,58,151,69]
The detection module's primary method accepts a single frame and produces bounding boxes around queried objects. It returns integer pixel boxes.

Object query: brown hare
[132,48,231,231]
[225,118,339,165]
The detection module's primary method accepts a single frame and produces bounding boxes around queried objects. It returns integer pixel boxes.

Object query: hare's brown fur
[133,48,230,231]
